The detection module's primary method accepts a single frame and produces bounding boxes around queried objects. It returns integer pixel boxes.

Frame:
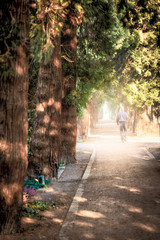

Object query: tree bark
[0,0,29,234]
[77,109,90,139]
[29,35,62,179]
[89,93,99,129]
[133,110,138,134]
[61,17,77,164]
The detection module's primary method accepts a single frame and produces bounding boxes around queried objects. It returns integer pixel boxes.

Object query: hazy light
[121,203,143,213]
[74,196,87,203]
[74,220,93,227]
[128,206,143,213]
[16,65,24,75]
[52,218,63,223]
[22,217,38,224]
[77,210,106,219]
[44,115,50,123]
[36,102,47,112]
[54,57,61,68]
[83,233,95,239]
[40,211,55,218]
[2,183,21,205]
[114,184,141,195]
[133,222,156,232]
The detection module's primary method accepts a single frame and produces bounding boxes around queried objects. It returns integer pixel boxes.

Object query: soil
[148,147,160,160]
[58,122,160,240]
[1,151,92,240]
[1,121,160,240]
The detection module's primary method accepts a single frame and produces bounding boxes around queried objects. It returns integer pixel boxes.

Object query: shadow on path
[59,120,160,240]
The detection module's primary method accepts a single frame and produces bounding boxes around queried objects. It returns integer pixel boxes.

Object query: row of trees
[105,0,160,132]
[80,0,160,135]
[0,0,120,234]
[0,0,159,234]
[28,0,81,179]
[28,0,123,177]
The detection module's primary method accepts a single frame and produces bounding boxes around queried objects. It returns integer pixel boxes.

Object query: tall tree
[61,2,83,164]
[29,36,62,178]
[29,1,65,178]
[0,0,29,234]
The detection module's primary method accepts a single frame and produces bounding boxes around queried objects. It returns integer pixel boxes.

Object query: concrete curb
[142,147,155,160]
[142,147,160,167]
[58,149,96,240]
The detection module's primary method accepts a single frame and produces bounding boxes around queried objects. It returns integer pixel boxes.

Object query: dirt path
[58,121,160,240]
[1,151,93,240]
[2,120,160,240]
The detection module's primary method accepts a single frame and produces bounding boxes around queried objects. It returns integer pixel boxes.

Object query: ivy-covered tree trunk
[29,35,62,178]
[0,0,29,234]
[61,18,77,164]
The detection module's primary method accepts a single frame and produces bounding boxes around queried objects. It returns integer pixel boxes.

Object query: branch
[61,55,74,63]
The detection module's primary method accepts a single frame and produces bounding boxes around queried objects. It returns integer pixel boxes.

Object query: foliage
[22,200,56,217]
[0,14,21,80]
[22,198,65,217]
[24,179,51,190]
[23,186,37,204]
[75,0,122,117]
[123,80,160,112]
[23,179,51,204]
[24,186,37,196]
[30,0,68,65]
[28,110,36,158]
[105,0,160,115]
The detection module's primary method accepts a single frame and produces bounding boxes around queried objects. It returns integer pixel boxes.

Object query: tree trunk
[77,109,90,139]
[89,93,99,129]
[133,110,138,134]
[0,0,29,234]
[61,19,77,164]
[29,35,62,179]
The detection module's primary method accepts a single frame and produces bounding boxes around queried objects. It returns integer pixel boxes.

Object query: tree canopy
[107,0,160,114]
[0,0,160,233]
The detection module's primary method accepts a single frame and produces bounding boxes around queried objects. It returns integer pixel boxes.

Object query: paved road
[59,121,160,240]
